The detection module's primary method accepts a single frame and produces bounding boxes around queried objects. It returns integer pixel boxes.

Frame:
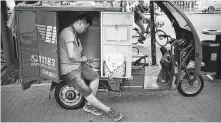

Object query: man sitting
[58,13,124,122]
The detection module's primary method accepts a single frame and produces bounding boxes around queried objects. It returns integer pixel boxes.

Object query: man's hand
[81,56,88,62]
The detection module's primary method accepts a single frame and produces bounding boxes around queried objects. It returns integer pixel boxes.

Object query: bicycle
[132,18,169,46]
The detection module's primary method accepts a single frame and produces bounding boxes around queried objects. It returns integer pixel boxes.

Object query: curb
[1,64,7,72]
[1,64,7,77]
[1,83,51,88]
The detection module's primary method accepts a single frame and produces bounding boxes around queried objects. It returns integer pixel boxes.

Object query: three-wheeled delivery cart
[15,1,204,110]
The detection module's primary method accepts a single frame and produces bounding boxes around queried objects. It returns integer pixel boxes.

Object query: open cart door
[36,11,59,83]
[100,12,133,79]
[17,11,59,90]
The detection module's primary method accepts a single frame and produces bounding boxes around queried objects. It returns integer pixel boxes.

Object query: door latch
[115,25,118,32]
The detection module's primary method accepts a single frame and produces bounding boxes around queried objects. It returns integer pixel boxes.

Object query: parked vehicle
[194,0,221,13]
[1,47,5,63]
[15,1,204,110]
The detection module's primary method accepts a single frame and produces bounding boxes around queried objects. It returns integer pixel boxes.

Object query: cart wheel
[155,30,169,46]
[208,6,215,13]
[178,68,204,97]
[132,27,140,38]
[54,81,85,110]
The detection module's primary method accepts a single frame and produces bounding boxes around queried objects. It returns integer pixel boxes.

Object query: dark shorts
[62,63,99,97]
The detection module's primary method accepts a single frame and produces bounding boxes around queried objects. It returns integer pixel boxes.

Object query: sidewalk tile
[1,81,221,122]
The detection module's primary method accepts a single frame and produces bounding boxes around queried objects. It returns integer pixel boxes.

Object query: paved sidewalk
[1,79,221,122]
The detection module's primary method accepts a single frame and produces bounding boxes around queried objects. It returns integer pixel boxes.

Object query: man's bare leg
[85,93,124,121]
[87,78,99,105]
[85,94,110,113]
[145,18,151,33]
[75,78,110,112]
[135,20,145,42]
[89,78,99,96]
[76,78,123,121]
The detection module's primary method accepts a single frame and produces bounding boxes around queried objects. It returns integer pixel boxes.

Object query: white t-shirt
[59,26,83,75]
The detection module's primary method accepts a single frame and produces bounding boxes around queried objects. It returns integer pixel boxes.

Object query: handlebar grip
[133,55,148,66]
[87,59,94,63]
[168,39,176,44]
[137,55,148,61]
[132,47,140,54]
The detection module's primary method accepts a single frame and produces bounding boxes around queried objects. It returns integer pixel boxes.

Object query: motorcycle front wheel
[177,68,204,97]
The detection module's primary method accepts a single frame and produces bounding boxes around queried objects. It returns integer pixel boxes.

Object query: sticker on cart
[30,54,56,71]
[211,53,217,61]
[36,24,57,44]
[42,69,57,79]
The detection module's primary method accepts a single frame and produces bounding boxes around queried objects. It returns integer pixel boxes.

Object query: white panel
[102,12,133,25]
[100,12,133,78]
[102,26,133,45]
[105,26,127,41]
[101,45,132,78]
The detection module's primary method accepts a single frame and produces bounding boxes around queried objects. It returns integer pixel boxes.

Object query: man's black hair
[75,13,92,25]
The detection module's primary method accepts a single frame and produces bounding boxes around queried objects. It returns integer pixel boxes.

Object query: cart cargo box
[15,6,133,90]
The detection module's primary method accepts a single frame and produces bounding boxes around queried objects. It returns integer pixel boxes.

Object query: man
[59,13,123,122]
[134,0,150,44]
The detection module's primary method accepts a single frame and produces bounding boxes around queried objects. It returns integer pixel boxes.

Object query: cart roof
[15,6,122,12]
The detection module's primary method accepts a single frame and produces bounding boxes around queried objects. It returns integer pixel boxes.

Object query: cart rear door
[36,11,59,82]
[17,11,59,89]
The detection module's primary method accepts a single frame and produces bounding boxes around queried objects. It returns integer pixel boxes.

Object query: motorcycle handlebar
[168,38,176,44]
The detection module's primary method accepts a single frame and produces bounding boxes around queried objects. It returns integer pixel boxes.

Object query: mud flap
[49,81,58,100]
[107,79,122,92]
[98,79,112,90]
[22,80,37,90]
[157,68,169,83]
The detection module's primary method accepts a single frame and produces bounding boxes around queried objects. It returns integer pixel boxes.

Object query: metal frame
[155,1,202,81]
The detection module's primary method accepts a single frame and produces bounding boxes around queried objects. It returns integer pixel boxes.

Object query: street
[187,13,221,41]
[133,13,221,61]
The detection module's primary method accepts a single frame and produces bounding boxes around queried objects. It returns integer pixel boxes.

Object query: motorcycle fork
[180,46,195,86]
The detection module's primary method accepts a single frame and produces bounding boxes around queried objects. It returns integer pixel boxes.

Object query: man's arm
[66,41,87,62]
[137,11,146,19]
[134,5,146,19]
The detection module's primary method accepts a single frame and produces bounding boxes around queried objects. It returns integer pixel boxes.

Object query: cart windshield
[162,2,191,31]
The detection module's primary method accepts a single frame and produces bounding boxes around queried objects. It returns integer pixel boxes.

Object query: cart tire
[132,27,140,38]
[208,6,215,13]
[178,68,204,97]
[54,81,85,110]
[155,30,169,46]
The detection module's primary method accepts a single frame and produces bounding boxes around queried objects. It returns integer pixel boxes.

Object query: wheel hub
[182,78,201,94]
[65,90,76,100]
[59,85,82,106]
